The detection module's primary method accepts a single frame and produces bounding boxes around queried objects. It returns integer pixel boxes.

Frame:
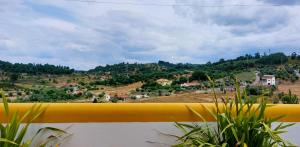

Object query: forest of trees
[0,60,74,75]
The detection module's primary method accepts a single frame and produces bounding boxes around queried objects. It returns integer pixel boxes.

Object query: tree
[219,58,225,63]
[0,60,74,75]
[158,90,162,96]
[256,53,288,65]
[254,52,261,59]
[98,92,105,98]
[191,71,207,81]
[263,52,267,57]
[141,80,162,91]
[10,73,19,83]
[92,98,98,103]
[291,52,297,60]
[172,77,188,85]
[245,54,253,59]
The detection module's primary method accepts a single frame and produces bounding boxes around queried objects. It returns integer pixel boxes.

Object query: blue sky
[0,0,300,70]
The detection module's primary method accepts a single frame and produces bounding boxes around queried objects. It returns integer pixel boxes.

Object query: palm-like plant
[0,90,69,147]
[281,90,299,104]
[174,78,294,147]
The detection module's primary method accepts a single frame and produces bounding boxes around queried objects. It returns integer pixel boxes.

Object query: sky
[0,0,300,70]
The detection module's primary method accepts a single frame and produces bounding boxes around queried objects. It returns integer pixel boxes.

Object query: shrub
[111,97,118,103]
[272,96,280,104]
[25,90,30,95]
[98,92,105,98]
[174,78,294,147]
[92,98,98,103]
[79,81,86,86]
[281,90,299,104]
[87,86,99,90]
[27,87,80,102]
[278,92,285,99]
[0,90,70,146]
[67,79,71,83]
[53,79,58,84]
[246,86,262,95]
[17,91,22,96]
[85,91,93,98]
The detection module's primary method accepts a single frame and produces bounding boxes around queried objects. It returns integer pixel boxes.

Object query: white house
[104,94,111,101]
[261,75,276,86]
[134,94,149,99]
[180,81,200,87]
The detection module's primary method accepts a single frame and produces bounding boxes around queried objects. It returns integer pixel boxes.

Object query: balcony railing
[1,103,300,122]
[1,103,300,146]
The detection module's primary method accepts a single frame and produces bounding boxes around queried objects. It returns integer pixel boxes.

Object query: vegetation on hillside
[25,87,81,102]
[0,60,74,75]
[1,52,300,103]
[89,52,300,86]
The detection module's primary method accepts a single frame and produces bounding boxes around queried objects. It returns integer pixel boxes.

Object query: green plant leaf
[0,138,18,145]
[0,90,9,116]
[174,79,295,147]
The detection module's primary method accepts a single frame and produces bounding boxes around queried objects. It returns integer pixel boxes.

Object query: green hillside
[89,52,300,85]
[1,52,299,86]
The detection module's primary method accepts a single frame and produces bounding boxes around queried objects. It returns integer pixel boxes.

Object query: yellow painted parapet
[0,103,299,123]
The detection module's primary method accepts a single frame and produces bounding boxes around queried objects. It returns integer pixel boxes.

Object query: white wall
[27,122,300,147]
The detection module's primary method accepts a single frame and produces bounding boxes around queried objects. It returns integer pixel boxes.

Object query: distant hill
[1,52,299,82]
[88,62,184,85]
[0,60,74,75]
[89,52,300,85]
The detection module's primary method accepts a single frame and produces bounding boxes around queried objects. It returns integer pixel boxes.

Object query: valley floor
[129,92,235,103]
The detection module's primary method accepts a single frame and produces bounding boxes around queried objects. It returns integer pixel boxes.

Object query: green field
[235,71,256,82]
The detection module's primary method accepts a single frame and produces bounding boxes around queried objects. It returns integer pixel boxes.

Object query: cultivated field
[91,82,143,96]
[130,92,235,103]
[278,80,300,97]
[235,71,256,82]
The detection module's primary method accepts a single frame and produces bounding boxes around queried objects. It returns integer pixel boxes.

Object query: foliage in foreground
[279,90,299,104]
[174,79,294,147]
[0,90,70,147]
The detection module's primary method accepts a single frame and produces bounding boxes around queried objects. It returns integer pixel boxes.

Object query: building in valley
[261,75,276,86]
[180,81,200,87]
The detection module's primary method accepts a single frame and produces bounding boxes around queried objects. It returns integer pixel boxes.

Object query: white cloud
[0,0,300,70]
[33,18,77,32]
